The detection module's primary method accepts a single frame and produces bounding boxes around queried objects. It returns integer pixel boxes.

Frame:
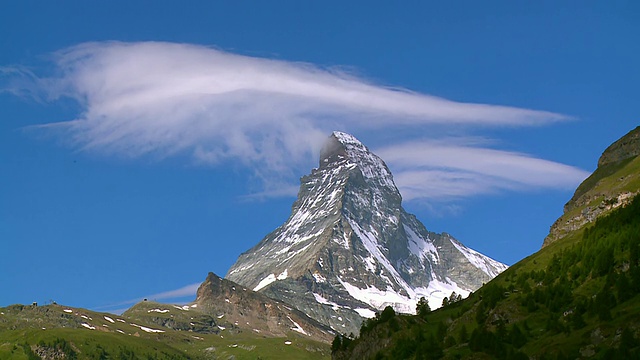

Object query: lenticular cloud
[5,41,585,200]
[376,141,590,200]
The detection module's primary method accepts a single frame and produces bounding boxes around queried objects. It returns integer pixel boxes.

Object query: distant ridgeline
[333,126,640,360]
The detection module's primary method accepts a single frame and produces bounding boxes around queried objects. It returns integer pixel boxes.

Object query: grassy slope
[0,302,330,359]
[547,155,640,244]
[334,167,640,359]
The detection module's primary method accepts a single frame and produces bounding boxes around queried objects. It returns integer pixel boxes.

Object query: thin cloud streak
[146,282,201,301]
[376,142,591,201]
[2,41,581,201]
[46,41,567,125]
[93,282,201,312]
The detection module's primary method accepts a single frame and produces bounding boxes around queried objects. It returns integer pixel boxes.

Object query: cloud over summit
[3,41,586,201]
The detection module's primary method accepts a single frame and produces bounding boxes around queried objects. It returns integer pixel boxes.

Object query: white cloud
[2,41,582,200]
[145,282,201,301]
[376,141,590,201]
[93,282,201,312]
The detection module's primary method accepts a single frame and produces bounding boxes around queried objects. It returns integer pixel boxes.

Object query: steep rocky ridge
[227,131,507,335]
[194,272,335,342]
[544,126,640,246]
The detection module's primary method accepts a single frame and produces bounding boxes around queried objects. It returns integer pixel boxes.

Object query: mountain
[227,131,507,335]
[0,273,332,359]
[544,126,640,246]
[0,303,194,359]
[191,272,334,342]
[333,125,640,359]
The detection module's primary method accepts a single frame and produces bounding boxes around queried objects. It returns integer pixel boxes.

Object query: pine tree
[416,296,431,316]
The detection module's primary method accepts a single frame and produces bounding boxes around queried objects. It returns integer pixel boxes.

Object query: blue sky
[1,2,638,313]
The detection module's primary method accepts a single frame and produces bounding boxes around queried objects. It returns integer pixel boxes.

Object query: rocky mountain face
[544,126,640,247]
[122,272,334,343]
[597,126,640,167]
[193,272,334,342]
[226,131,507,335]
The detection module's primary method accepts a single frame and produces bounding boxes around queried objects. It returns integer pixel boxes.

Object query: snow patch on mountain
[354,308,377,318]
[254,269,289,291]
[332,131,396,189]
[338,277,414,314]
[450,238,508,277]
[313,293,342,311]
[348,218,411,292]
[405,224,439,264]
[148,309,170,313]
[131,323,165,333]
[288,316,309,336]
[254,274,277,291]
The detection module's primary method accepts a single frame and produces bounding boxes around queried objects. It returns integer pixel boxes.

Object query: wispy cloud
[2,41,582,201]
[145,282,201,301]
[93,282,200,313]
[376,141,590,201]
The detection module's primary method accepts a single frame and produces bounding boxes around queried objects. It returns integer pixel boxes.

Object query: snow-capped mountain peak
[226,132,507,335]
[321,131,397,191]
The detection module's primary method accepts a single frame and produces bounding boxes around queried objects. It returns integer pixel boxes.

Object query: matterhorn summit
[226,131,507,334]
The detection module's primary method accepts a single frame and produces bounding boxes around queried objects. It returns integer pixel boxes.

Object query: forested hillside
[333,194,640,359]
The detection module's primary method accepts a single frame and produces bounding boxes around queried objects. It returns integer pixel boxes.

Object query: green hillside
[0,302,330,360]
[332,193,640,359]
[544,126,640,246]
